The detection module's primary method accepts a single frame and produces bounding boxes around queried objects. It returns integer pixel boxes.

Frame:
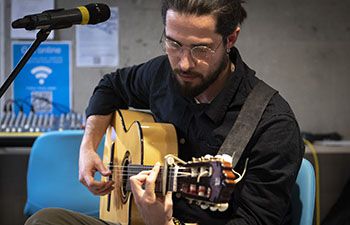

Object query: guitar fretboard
[125,165,177,193]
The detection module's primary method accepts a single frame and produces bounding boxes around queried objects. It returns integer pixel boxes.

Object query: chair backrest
[24,130,104,217]
[291,158,316,225]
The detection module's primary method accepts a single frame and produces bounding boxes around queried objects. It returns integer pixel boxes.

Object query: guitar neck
[125,164,177,193]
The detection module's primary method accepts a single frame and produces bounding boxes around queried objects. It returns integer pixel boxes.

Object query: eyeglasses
[159,32,223,61]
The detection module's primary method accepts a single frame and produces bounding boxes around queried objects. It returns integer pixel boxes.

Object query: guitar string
[111,175,196,183]
[104,164,229,170]
[98,169,193,178]
[106,167,190,171]
[104,169,190,173]
[100,172,192,177]
[104,162,228,167]
[104,167,190,171]
[105,165,189,168]
[102,166,212,177]
[105,166,216,172]
[107,170,189,174]
[107,175,193,182]
[107,169,190,174]
[104,166,192,172]
[102,174,191,178]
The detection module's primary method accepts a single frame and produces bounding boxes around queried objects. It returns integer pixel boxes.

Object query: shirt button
[179,138,186,144]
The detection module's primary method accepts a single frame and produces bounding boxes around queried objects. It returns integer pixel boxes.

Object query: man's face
[164,10,229,98]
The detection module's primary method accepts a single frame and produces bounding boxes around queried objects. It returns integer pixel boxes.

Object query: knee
[25,208,67,225]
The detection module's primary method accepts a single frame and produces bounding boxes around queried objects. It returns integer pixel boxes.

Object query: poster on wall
[11,0,54,39]
[0,0,5,114]
[76,7,119,67]
[0,0,4,78]
[12,41,71,115]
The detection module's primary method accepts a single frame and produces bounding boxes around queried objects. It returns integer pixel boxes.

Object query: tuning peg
[200,203,209,210]
[166,156,175,165]
[218,203,229,212]
[222,154,232,163]
[210,205,218,211]
[204,154,213,159]
[192,157,200,162]
[215,155,222,159]
[198,185,206,196]
[190,184,197,194]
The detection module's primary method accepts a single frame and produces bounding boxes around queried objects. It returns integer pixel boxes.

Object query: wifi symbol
[31,66,52,85]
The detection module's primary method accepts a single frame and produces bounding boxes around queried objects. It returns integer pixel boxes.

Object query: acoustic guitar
[99,110,237,225]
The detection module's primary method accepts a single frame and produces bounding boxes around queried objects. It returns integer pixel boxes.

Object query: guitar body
[100,110,178,225]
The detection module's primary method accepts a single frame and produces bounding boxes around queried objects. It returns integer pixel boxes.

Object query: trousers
[25,208,120,225]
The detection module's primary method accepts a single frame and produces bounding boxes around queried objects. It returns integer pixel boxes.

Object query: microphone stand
[0,28,52,98]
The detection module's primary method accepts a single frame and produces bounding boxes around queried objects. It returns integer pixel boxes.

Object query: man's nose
[178,49,195,71]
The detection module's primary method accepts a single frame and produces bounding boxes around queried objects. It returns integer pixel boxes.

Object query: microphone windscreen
[85,3,111,24]
[12,17,31,28]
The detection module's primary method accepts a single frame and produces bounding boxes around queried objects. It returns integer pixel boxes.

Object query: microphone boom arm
[0,28,52,99]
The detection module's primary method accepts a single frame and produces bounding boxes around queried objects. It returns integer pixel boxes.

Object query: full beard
[172,56,229,98]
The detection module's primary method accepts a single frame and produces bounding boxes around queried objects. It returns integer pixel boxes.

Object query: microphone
[11,3,111,30]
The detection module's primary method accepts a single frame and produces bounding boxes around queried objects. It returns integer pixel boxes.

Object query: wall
[2,0,350,138]
[239,0,350,139]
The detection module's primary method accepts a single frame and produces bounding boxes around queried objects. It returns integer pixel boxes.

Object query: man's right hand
[78,114,114,196]
[79,148,114,196]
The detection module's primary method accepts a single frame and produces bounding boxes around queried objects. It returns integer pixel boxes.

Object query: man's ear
[226,27,241,49]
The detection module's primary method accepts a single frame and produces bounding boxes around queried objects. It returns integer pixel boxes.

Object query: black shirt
[86,48,305,225]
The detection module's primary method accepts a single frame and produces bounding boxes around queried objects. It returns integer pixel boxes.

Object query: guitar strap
[217,80,277,167]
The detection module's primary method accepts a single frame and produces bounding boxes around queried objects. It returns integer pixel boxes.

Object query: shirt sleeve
[226,114,305,225]
[85,56,167,117]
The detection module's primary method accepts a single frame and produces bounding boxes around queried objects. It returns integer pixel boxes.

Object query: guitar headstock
[174,154,237,211]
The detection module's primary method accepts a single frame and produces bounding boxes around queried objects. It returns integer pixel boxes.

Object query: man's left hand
[129,162,174,225]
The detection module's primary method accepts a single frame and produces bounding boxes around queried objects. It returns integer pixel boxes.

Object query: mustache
[173,68,202,78]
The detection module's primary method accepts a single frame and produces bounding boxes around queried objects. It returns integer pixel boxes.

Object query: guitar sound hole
[121,151,130,203]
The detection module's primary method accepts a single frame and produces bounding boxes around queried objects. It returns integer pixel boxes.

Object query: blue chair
[24,130,104,217]
[291,158,316,225]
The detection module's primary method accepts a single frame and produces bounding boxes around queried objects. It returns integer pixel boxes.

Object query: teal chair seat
[24,130,104,217]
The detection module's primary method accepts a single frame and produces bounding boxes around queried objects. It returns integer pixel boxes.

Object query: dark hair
[161,0,247,40]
